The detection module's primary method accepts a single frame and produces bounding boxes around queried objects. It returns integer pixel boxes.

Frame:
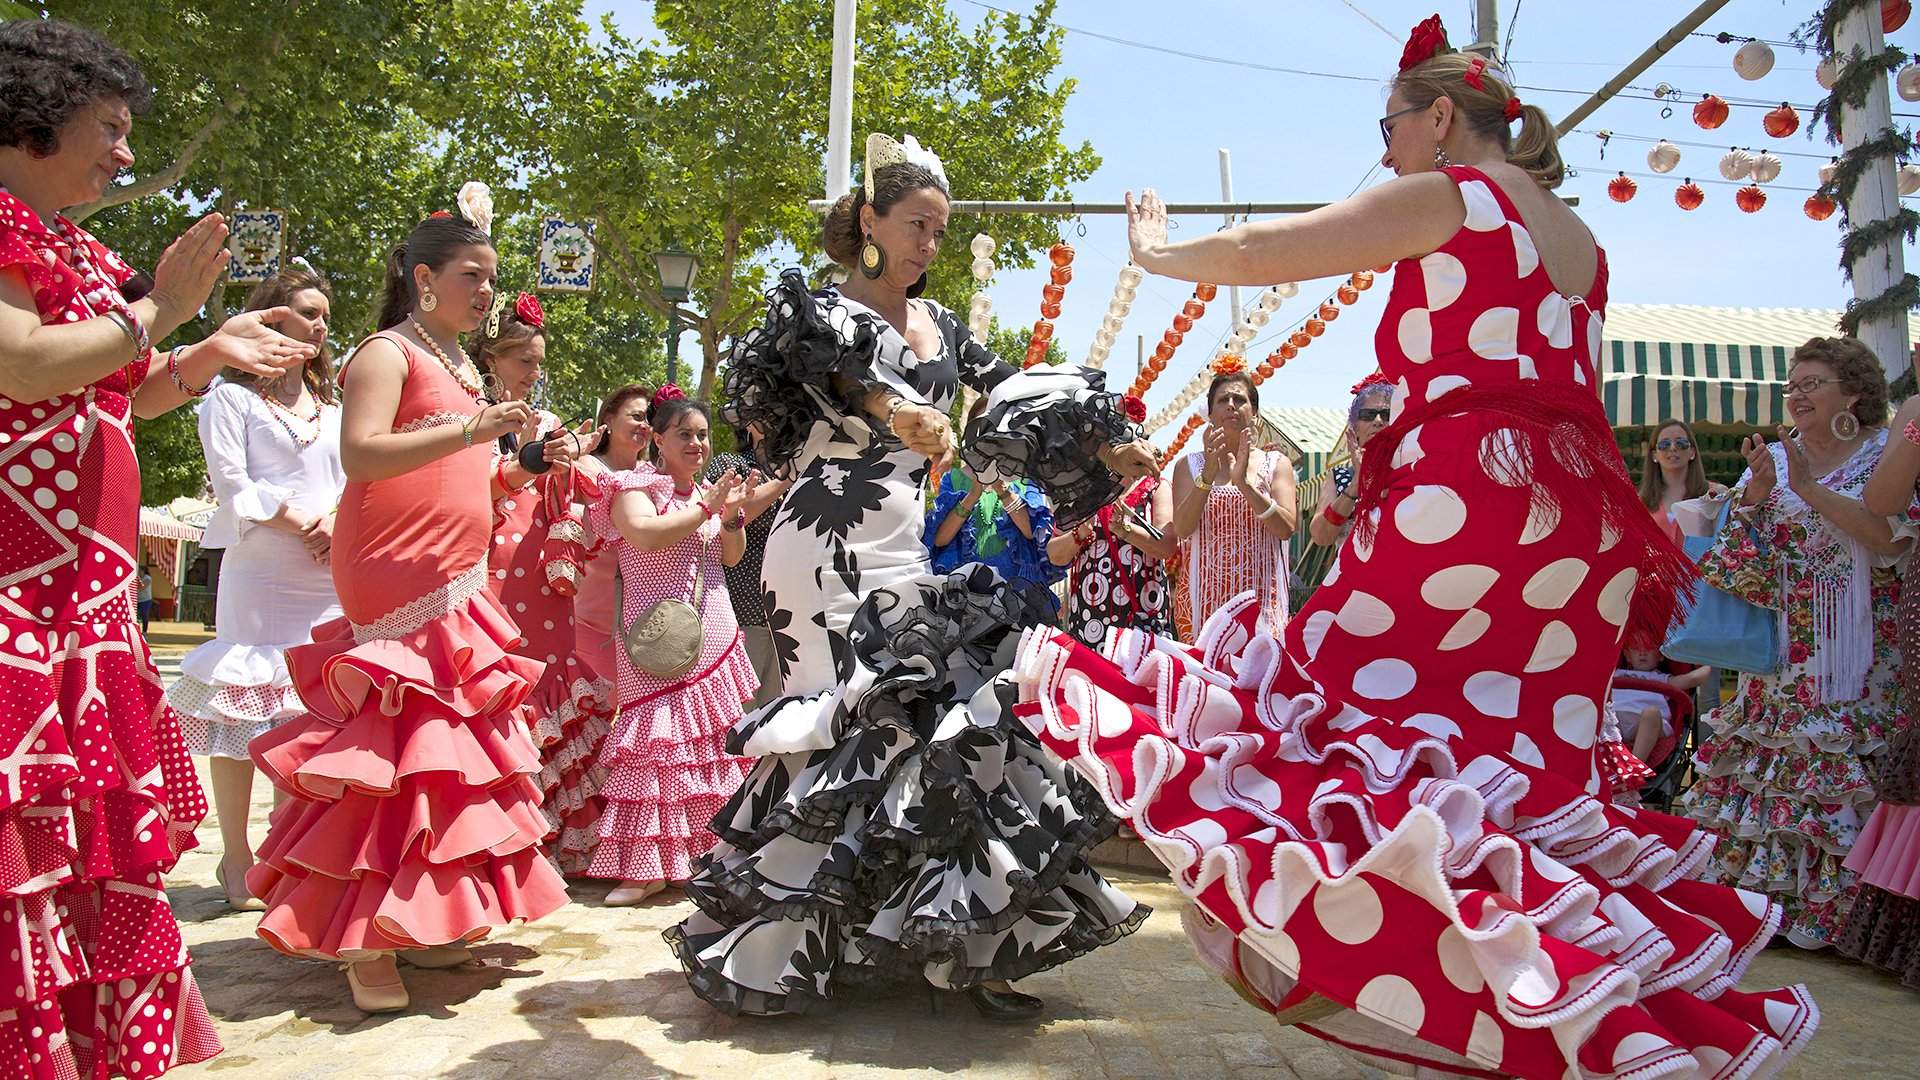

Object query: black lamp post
[653,248,699,387]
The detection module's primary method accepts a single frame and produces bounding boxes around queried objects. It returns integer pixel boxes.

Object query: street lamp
[653,248,699,388]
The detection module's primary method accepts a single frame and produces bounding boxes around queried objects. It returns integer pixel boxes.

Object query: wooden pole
[1833,5,1912,382]
[1555,0,1734,135]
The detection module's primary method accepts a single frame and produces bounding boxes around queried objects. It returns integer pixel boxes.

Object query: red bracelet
[167,345,212,397]
[493,455,532,493]
[1321,502,1349,527]
[696,499,718,518]
[1906,418,1919,447]
[723,510,746,532]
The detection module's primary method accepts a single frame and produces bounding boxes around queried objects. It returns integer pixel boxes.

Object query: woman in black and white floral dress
[665,135,1157,1021]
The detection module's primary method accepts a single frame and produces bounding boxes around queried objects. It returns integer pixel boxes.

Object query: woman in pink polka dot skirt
[0,19,326,1076]
[1016,19,1817,1080]
[469,293,613,876]
[245,200,569,1013]
[585,391,757,905]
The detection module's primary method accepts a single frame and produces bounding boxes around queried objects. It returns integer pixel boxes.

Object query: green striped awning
[1599,339,1790,429]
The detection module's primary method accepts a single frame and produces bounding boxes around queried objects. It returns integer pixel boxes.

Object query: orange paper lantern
[1735,184,1767,213]
[1888,0,1912,33]
[1172,313,1194,333]
[1032,320,1054,342]
[1675,180,1705,210]
[1163,330,1185,348]
[1152,343,1174,363]
[1305,318,1326,338]
[1318,302,1340,322]
[1048,243,1075,267]
[1149,356,1167,373]
[1194,283,1218,301]
[1257,362,1276,378]
[1804,193,1837,221]
[1336,284,1360,305]
[1182,299,1206,320]
[1763,102,1800,139]
[1289,331,1311,350]
[1693,94,1729,130]
[1608,172,1638,203]
[1040,300,1062,319]
[1050,265,1072,286]
[1374,264,1393,274]
[1279,343,1299,361]
[1352,270,1375,291]
[1042,283,1066,304]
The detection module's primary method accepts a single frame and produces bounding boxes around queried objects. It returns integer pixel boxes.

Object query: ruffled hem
[1013,594,1818,1080]
[0,941,221,1079]
[1844,803,1920,897]
[177,636,296,689]
[1834,886,1920,989]
[170,673,306,759]
[1699,693,1900,759]
[248,584,568,959]
[961,365,1141,528]
[520,667,613,869]
[668,564,1147,1015]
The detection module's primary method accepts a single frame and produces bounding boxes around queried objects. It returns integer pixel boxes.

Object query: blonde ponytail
[1508,104,1565,189]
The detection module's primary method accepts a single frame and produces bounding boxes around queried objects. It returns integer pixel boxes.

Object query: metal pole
[826,0,857,201]
[1218,148,1242,325]
[1468,0,1500,62]
[1554,0,1734,136]
[665,309,681,388]
[1834,5,1912,383]
[808,197,1573,215]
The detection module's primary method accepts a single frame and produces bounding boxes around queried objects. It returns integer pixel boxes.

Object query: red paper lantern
[1305,318,1326,338]
[1289,331,1311,350]
[1318,302,1340,321]
[1250,372,1267,387]
[1804,193,1838,221]
[1024,341,1047,367]
[1763,102,1800,139]
[1337,283,1361,305]
[1048,243,1075,267]
[1888,0,1912,33]
[1373,264,1393,274]
[1182,299,1206,320]
[1040,300,1062,319]
[1032,320,1054,342]
[1194,283,1219,301]
[1279,343,1299,361]
[1171,313,1194,333]
[1735,184,1767,213]
[1152,343,1174,363]
[1352,270,1375,291]
[1693,94,1730,130]
[1163,329,1185,348]
[1675,180,1705,210]
[1049,265,1072,286]
[1041,283,1066,304]
[1257,361,1276,378]
[1150,355,1168,373]
[1608,172,1638,203]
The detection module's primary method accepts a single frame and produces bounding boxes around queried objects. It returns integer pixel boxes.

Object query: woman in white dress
[167,266,345,909]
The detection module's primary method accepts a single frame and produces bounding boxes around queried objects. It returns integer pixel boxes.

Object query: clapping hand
[1201,424,1231,484]
[1740,432,1777,504]
[149,213,232,333]
[721,466,760,519]
[192,307,318,382]
[1227,427,1253,487]
[536,418,606,472]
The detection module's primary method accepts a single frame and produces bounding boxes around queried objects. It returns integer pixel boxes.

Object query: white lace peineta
[350,561,488,643]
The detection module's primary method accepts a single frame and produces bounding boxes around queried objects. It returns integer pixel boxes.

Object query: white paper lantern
[970,234,996,259]
[1276,282,1300,299]
[1246,309,1271,330]
[1816,55,1841,91]
[970,257,994,282]
[1101,314,1124,335]
[1900,62,1920,102]
[1117,265,1145,289]
[1750,152,1783,185]
[1718,148,1755,181]
[1819,159,1839,187]
[1647,139,1682,174]
[1224,338,1247,355]
[1230,325,1257,344]
[1901,163,1920,197]
[1257,290,1284,312]
[1733,40,1775,81]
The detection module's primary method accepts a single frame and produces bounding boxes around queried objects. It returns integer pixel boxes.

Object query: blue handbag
[1661,500,1783,674]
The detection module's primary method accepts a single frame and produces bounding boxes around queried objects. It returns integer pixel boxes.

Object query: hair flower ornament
[1398,14,1452,73]
[652,383,686,406]
[514,292,545,328]
[1121,394,1148,423]
[1350,371,1394,396]
[1503,96,1524,122]
[456,180,494,236]
[1210,353,1247,376]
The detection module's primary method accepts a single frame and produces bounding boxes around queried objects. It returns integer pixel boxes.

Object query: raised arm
[1863,398,1920,518]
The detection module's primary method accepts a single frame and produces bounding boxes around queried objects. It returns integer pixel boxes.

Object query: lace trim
[396,410,469,434]
[547,519,586,545]
[350,561,488,643]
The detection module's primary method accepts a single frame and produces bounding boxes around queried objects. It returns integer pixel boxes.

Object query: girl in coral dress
[586,391,757,905]
[470,292,613,875]
[246,191,569,1013]
[1016,19,1816,1079]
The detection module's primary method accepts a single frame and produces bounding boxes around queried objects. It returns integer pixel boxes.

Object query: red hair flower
[1463,57,1487,90]
[1399,14,1451,73]
[1504,96,1524,122]
[514,292,545,328]
[1121,394,1147,423]
[1210,354,1247,376]
[428,209,452,219]
[1350,371,1393,396]
[652,383,686,405]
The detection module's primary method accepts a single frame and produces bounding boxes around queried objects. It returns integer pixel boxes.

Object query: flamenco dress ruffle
[666,565,1148,1016]
[521,667,613,874]
[1015,596,1818,1080]
[170,641,306,758]
[245,582,570,956]
[0,621,222,1078]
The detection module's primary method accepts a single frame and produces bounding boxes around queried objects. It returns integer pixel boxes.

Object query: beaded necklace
[408,316,484,399]
[255,380,325,447]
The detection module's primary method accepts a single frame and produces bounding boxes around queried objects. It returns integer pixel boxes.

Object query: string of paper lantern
[1084,263,1145,368]
[1023,243,1075,368]
[1127,282,1218,401]
[966,234,996,340]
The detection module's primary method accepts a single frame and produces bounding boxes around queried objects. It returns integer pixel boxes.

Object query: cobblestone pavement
[148,648,1920,1080]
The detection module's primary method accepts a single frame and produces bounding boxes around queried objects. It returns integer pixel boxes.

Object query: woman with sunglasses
[1014,15,1817,1078]
[1306,372,1394,548]
[1680,337,1916,951]
[1636,418,1726,545]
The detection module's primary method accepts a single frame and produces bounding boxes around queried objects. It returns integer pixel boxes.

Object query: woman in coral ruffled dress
[1017,17,1817,1079]
[246,193,569,1013]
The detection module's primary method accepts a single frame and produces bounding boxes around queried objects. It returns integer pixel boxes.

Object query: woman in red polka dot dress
[0,19,322,1076]
[469,293,613,876]
[1015,18,1818,1080]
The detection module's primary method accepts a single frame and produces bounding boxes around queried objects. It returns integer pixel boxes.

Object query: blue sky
[593,0,1917,420]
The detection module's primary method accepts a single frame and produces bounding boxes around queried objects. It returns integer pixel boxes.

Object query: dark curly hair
[0,19,153,158]
[1791,336,1891,427]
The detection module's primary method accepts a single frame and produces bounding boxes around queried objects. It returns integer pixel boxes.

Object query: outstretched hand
[1125,189,1169,268]
[194,307,318,381]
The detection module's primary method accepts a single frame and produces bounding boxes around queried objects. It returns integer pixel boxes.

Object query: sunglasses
[1356,408,1391,423]
[1379,104,1424,148]
[1655,437,1692,451]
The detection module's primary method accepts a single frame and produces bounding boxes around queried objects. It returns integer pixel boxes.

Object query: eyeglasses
[1378,104,1423,148]
[1356,408,1391,423]
[1784,375,1842,396]
[1655,437,1692,451]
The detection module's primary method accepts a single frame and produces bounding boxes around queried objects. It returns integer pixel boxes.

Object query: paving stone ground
[149,647,1920,1080]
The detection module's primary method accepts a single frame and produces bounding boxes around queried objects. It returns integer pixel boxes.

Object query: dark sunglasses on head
[1655,437,1692,451]
[1356,408,1391,423]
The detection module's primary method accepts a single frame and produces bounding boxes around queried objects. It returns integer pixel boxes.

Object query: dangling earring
[419,288,439,313]
[1831,410,1860,440]
[1432,146,1454,169]
[859,236,885,280]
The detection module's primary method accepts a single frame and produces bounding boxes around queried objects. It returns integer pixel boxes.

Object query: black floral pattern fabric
[667,272,1146,1016]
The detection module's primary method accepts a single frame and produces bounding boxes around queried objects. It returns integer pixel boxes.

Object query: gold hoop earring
[1831,410,1860,440]
[859,239,885,280]
[419,289,438,313]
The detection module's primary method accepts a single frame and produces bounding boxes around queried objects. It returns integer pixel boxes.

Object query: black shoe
[966,984,1043,1022]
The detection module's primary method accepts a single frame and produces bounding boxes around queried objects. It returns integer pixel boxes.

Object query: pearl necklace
[408,317,485,399]
[255,382,324,447]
